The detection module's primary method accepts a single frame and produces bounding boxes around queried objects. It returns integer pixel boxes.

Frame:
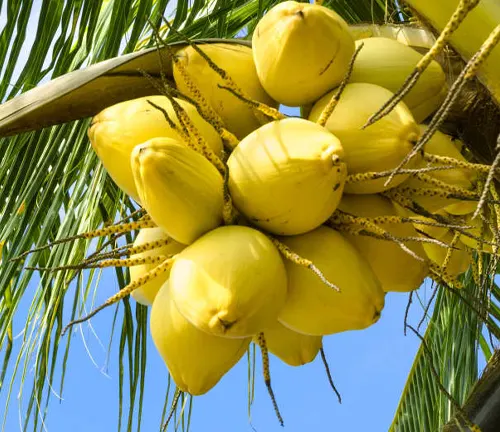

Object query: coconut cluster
[87,0,497,402]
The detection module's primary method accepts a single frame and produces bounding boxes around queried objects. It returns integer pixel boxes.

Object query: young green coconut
[252,0,355,106]
[131,137,224,245]
[169,226,288,339]
[173,43,278,140]
[151,281,251,396]
[88,95,223,202]
[338,194,429,293]
[255,321,322,367]
[277,225,385,336]
[349,37,447,123]
[308,83,421,194]
[227,117,346,236]
[130,227,185,306]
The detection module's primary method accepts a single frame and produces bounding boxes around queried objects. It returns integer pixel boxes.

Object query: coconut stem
[81,237,172,267]
[429,262,464,289]
[145,21,239,154]
[345,165,458,184]
[336,223,450,249]
[61,257,175,336]
[148,19,232,137]
[381,191,493,248]
[466,248,481,286]
[396,185,477,201]
[10,217,155,262]
[417,285,438,332]
[441,231,461,274]
[360,214,466,232]
[152,90,227,175]
[414,172,475,196]
[161,85,239,151]
[161,388,183,432]
[332,212,425,262]
[268,236,340,292]
[217,84,285,121]
[62,237,171,288]
[256,332,284,427]
[316,42,364,127]
[26,255,170,273]
[80,243,135,265]
[319,348,342,404]
[222,167,237,225]
[162,17,283,123]
[423,153,491,173]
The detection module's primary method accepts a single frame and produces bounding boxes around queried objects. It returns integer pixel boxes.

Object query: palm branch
[0,0,498,430]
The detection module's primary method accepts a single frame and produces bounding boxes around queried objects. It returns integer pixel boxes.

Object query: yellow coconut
[338,194,428,292]
[278,225,384,336]
[350,37,447,122]
[169,226,288,338]
[129,227,185,306]
[151,281,251,395]
[422,127,474,183]
[131,137,223,245]
[411,212,450,241]
[228,118,346,235]
[401,126,476,213]
[460,213,495,253]
[309,83,421,194]
[444,201,478,216]
[255,321,322,367]
[88,96,223,202]
[173,43,277,140]
[422,231,470,277]
[252,1,355,106]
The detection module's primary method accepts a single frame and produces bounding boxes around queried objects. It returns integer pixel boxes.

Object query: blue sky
[1,269,437,432]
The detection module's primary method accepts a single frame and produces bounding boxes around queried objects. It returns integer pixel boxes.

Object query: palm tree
[0,0,499,430]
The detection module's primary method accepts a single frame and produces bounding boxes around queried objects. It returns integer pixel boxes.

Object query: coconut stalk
[403,0,500,105]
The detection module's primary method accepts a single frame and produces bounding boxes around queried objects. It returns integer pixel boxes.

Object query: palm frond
[390,264,499,431]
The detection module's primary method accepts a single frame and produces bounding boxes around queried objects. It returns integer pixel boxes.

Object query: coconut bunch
[54,0,500,418]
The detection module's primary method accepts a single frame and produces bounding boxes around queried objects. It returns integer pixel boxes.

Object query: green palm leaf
[390,276,480,431]
[391,261,500,430]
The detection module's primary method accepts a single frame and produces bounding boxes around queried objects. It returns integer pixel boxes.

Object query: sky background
[0,1,488,431]
[1,272,439,432]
